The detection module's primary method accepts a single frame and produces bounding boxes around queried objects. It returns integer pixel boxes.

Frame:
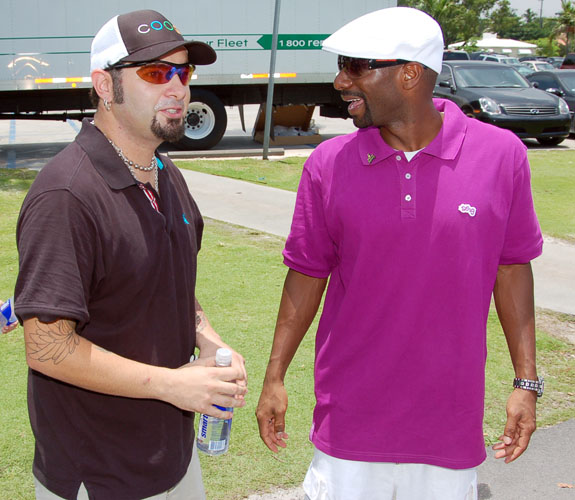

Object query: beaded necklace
[108,139,159,193]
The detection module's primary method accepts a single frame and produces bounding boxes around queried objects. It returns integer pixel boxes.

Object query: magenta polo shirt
[283,99,543,469]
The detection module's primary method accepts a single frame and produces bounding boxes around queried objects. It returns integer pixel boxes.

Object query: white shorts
[34,442,206,500]
[303,447,477,500]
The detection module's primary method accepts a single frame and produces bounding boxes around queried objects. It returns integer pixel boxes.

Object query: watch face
[537,377,544,397]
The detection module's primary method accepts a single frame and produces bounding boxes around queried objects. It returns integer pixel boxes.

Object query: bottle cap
[215,347,233,367]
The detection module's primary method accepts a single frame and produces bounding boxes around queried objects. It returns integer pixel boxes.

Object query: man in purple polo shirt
[256,7,543,500]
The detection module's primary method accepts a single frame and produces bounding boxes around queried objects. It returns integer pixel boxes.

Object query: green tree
[523,8,538,25]
[489,0,521,38]
[401,0,497,45]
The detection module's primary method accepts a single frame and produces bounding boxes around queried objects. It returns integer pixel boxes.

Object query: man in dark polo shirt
[15,10,247,500]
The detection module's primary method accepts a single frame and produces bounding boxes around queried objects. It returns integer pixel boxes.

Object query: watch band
[513,376,544,398]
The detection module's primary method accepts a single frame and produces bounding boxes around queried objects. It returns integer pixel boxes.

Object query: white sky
[507,0,563,18]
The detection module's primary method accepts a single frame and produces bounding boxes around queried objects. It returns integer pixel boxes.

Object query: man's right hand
[256,379,289,452]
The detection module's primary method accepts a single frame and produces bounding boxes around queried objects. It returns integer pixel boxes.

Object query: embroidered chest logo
[367,153,376,165]
[458,203,477,217]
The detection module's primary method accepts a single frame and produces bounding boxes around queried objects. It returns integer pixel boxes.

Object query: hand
[229,348,248,390]
[199,344,248,392]
[163,357,247,417]
[492,389,537,463]
[0,301,18,335]
[256,379,289,453]
[2,322,18,334]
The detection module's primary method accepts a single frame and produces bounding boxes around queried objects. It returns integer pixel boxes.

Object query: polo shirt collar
[357,98,467,166]
[75,118,149,190]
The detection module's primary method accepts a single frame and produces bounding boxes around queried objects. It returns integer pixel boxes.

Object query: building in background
[449,32,537,57]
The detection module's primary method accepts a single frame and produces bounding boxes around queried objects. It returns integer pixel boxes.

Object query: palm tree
[554,0,575,53]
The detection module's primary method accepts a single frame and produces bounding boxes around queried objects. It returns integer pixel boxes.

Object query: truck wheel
[176,89,227,150]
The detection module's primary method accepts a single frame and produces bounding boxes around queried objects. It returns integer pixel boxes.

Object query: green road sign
[257,34,329,50]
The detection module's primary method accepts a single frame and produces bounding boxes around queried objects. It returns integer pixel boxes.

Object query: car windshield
[558,73,575,91]
[535,62,555,70]
[515,65,533,76]
[454,66,530,88]
[502,57,520,64]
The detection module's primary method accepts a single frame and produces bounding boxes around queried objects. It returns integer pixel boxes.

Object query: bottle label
[0,299,16,328]
[208,439,227,452]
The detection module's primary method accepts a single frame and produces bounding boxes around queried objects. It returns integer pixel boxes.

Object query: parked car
[519,56,553,63]
[434,61,571,146]
[443,50,470,60]
[560,54,575,69]
[470,51,491,60]
[526,70,575,132]
[479,54,522,65]
[548,57,564,68]
[514,64,534,77]
[521,60,555,72]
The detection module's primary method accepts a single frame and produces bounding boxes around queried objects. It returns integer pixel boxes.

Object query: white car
[479,54,522,65]
[522,60,556,72]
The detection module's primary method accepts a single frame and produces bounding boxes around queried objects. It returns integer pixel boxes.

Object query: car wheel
[175,89,227,150]
[536,137,565,146]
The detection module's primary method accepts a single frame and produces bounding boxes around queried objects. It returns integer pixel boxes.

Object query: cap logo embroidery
[367,153,376,165]
[138,21,176,34]
[458,203,477,217]
[182,213,190,225]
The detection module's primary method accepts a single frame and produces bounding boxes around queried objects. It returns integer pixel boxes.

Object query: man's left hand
[493,389,537,463]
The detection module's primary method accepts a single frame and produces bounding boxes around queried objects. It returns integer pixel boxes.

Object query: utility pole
[539,0,544,28]
[262,0,282,160]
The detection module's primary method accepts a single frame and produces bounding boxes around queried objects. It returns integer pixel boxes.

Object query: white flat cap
[322,7,444,74]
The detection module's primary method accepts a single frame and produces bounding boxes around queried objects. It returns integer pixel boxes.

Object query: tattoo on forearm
[196,311,207,333]
[195,299,207,333]
[26,320,80,364]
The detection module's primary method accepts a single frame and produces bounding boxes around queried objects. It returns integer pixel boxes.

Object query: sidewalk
[178,168,575,499]
[178,168,575,316]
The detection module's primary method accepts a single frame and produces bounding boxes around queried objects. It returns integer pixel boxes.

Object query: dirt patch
[536,308,575,345]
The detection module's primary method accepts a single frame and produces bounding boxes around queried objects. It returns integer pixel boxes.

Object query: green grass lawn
[177,150,575,244]
[0,165,574,500]
[528,151,575,242]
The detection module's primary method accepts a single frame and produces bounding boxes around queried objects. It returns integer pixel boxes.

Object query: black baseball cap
[90,9,216,71]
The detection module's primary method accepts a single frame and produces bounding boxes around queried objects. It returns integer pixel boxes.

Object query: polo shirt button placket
[397,154,416,219]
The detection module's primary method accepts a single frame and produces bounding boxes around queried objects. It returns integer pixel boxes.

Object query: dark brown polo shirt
[15,119,203,500]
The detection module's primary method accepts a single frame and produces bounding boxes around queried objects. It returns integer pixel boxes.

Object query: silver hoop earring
[103,99,111,111]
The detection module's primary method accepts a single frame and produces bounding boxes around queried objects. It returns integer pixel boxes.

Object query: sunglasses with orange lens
[109,60,195,85]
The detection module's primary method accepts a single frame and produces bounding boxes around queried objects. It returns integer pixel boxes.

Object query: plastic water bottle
[0,297,17,329]
[196,347,234,455]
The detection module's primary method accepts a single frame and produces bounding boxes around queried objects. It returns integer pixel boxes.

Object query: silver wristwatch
[513,376,544,398]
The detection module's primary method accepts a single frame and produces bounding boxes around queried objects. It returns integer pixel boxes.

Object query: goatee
[151,116,186,143]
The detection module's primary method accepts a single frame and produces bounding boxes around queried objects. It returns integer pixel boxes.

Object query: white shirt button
[405,195,412,202]
[405,173,412,179]
[396,155,402,161]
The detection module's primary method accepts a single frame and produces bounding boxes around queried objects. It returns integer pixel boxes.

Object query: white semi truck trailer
[1,0,396,149]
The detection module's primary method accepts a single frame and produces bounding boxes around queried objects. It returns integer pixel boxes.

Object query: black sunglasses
[107,60,195,85]
[337,55,409,78]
